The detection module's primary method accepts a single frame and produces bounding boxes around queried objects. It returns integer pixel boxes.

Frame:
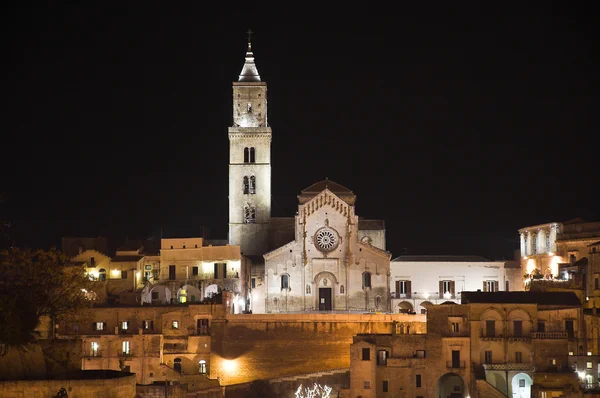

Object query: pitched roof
[391,255,492,262]
[238,42,261,82]
[300,179,353,195]
[358,219,385,230]
[461,291,581,307]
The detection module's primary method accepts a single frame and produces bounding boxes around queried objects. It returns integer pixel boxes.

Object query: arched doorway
[436,372,467,398]
[98,268,106,281]
[398,301,413,313]
[174,358,182,373]
[204,284,220,298]
[511,372,533,398]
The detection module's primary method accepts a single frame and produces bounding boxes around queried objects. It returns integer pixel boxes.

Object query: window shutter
[395,280,400,298]
[439,281,443,299]
[494,281,499,292]
[483,281,487,292]
[450,281,455,297]
[407,281,412,298]
[150,320,154,330]
[92,322,96,331]
[103,322,107,330]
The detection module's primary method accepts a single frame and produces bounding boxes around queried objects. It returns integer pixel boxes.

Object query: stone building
[141,237,250,313]
[390,255,523,314]
[519,218,600,307]
[227,39,390,314]
[345,291,586,398]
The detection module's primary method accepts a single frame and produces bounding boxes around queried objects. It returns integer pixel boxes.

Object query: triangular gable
[300,189,353,220]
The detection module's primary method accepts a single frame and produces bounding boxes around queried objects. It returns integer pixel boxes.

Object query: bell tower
[228,32,271,255]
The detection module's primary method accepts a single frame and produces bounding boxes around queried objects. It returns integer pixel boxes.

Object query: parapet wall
[210,313,426,385]
[0,370,136,398]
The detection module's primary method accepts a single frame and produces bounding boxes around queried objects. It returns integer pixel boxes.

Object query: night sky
[4,6,597,260]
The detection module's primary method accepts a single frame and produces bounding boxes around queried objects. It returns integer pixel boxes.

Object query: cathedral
[228,39,391,313]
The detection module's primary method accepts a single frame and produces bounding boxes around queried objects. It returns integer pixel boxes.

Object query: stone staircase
[476,379,507,397]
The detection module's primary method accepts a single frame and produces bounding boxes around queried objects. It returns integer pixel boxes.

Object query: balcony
[480,330,503,341]
[446,361,466,369]
[483,363,534,371]
[531,331,569,339]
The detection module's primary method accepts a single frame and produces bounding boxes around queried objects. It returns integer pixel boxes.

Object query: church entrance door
[319,288,332,311]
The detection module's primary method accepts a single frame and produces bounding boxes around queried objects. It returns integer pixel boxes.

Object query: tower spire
[238,29,261,82]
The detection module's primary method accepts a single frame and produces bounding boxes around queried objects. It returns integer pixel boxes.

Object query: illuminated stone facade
[228,42,272,257]
[256,181,391,313]
[390,255,524,314]
[345,291,585,398]
[519,219,600,307]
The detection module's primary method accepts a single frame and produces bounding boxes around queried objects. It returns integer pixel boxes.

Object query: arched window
[249,147,255,163]
[505,280,510,292]
[375,295,382,309]
[363,272,371,288]
[174,358,182,373]
[243,176,249,194]
[340,285,345,294]
[98,268,106,281]
[281,274,289,290]
[244,206,256,224]
[244,147,249,163]
[249,176,256,194]
[199,360,206,374]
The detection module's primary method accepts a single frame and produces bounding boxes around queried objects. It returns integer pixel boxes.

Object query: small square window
[587,362,593,369]
[363,381,370,389]
[172,320,179,329]
[569,351,574,356]
[588,351,593,356]
[519,379,525,388]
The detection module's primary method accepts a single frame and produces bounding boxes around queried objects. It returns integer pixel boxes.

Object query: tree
[0,247,93,347]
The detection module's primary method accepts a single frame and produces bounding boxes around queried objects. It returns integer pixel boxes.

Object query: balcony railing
[446,361,465,369]
[484,363,534,371]
[531,331,569,339]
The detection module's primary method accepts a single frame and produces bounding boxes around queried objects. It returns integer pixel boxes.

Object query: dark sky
[3,5,597,260]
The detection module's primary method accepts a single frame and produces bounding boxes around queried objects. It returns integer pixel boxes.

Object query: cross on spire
[246,29,254,43]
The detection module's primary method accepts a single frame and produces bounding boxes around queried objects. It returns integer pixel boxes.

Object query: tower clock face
[315,227,339,252]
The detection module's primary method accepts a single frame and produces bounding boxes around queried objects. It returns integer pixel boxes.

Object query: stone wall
[209,313,426,385]
[0,370,136,398]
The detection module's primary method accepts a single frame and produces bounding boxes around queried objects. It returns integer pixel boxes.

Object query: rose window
[315,228,338,251]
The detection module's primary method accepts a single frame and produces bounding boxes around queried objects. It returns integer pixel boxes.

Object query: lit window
[587,362,593,369]
[588,351,593,356]
[90,341,99,357]
[172,321,179,329]
[122,341,130,355]
[569,351,574,356]
[95,322,104,331]
[199,360,207,374]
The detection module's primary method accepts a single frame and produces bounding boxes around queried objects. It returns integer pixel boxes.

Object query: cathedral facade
[228,40,391,313]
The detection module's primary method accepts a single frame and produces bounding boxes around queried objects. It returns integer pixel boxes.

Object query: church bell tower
[228,32,271,255]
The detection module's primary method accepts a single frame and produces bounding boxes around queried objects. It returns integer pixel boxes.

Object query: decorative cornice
[228,132,272,140]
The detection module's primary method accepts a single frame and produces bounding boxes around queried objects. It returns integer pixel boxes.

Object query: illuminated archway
[204,284,220,298]
[511,372,532,398]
